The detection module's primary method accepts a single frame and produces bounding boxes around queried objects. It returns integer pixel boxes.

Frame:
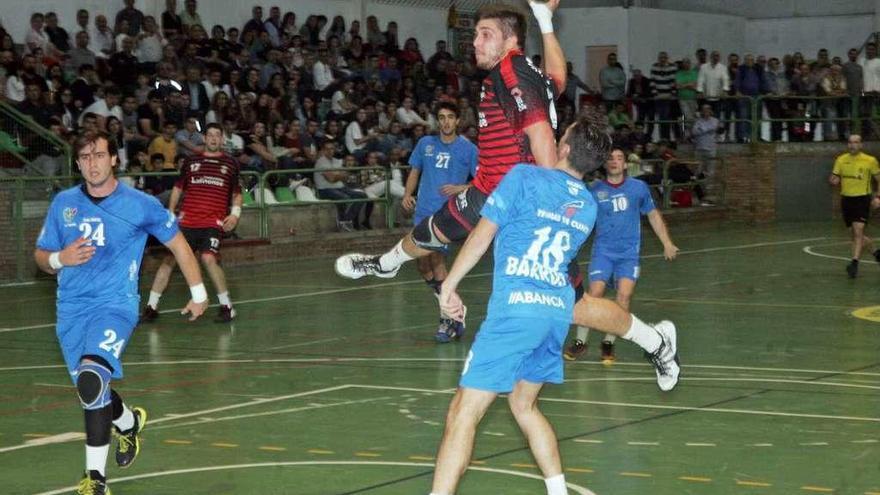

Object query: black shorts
[841,195,871,227]
[430,186,489,243]
[181,227,223,256]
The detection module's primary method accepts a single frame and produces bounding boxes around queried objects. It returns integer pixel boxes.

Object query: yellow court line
[510,463,538,469]
[408,455,434,461]
[619,472,652,478]
[801,487,834,493]
[211,442,239,448]
[258,446,286,452]
[163,439,192,445]
[640,297,853,311]
[354,452,382,458]
[864,491,880,495]
[737,480,772,487]
[565,468,594,474]
[307,449,334,455]
[679,476,713,483]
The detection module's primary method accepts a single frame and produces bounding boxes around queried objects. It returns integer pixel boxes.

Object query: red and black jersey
[472,49,558,195]
[175,153,241,229]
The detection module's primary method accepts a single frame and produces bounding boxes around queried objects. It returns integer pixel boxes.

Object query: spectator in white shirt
[202,69,231,103]
[312,50,335,92]
[135,16,165,67]
[5,63,26,103]
[396,96,427,130]
[26,13,58,57]
[697,50,730,115]
[79,86,124,128]
[345,108,380,160]
[90,15,115,57]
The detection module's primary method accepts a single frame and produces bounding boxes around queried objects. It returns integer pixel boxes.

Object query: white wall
[555,7,629,88]
[626,8,745,72]
[745,15,874,60]
[362,1,449,56]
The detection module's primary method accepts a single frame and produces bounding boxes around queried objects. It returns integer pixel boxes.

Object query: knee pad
[76,361,112,410]
[411,217,447,252]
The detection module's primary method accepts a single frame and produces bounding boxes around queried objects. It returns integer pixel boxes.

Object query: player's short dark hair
[434,101,459,118]
[566,107,612,176]
[73,130,118,158]
[205,123,223,135]
[475,4,527,48]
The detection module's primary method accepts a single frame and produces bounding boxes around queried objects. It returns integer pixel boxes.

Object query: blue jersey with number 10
[409,135,478,224]
[589,177,655,259]
[480,165,597,323]
[36,183,179,318]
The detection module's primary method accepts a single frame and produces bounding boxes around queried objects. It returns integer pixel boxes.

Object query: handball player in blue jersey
[565,148,678,363]
[430,114,678,495]
[404,102,478,342]
[34,131,208,494]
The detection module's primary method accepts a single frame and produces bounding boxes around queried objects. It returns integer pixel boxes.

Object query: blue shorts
[56,305,137,383]
[459,317,569,393]
[588,252,640,286]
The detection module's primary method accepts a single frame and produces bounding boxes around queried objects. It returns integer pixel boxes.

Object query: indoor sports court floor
[1,221,878,495]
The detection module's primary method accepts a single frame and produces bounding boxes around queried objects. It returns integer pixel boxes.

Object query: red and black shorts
[841,195,871,227]
[430,186,489,243]
[181,227,223,257]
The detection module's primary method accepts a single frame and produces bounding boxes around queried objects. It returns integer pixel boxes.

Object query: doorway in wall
[585,45,618,92]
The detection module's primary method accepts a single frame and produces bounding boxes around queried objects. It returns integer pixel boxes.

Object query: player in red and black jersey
[336,1,566,285]
[141,123,243,323]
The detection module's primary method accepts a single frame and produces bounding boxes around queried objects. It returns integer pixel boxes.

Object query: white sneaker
[335,253,401,279]
[645,320,680,392]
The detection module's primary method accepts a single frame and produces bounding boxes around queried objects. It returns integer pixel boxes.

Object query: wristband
[48,252,64,270]
[190,283,208,303]
[529,1,554,34]
[230,205,242,218]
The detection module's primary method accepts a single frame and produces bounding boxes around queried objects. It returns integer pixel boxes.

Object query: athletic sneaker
[563,339,587,361]
[435,318,464,343]
[115,407,147,468]
[846,260,858,279]
[215,305,236,323]
[76,470,111,495]
[335,254,401,280]
[600,341,616,364]
[644,321,680,392]
[139,306,159,324]
[874,249,880,263]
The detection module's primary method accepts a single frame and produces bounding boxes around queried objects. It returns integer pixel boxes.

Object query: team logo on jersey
[63,207,77,224]
[596,191,609,201]
[425,145,434,155]
[510,87,527,111]
[561,200,585,218]
[220,165,228,175]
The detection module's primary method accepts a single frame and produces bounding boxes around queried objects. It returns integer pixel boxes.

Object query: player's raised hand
[663,242,679,260]
[59,236,96,266]
[529,0,560,12]
[402,195,416,212]
[440,286,466,322]
[181,299,208,321]
[221,214,239,232]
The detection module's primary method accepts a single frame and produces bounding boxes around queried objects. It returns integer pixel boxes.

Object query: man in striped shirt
[141,123,243,323]
[650,51,677,141]
[336,1,565,290]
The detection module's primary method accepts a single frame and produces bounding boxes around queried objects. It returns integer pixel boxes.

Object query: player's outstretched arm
[439,217,499,321]
[402,168,421,211]
[529,0,566,94]
[164,232,209,320]
[647,209,678,260]
[34,237,96,275]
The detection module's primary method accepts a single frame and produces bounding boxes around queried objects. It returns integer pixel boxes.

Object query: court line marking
[802,241,852,262]
[347,384,880,423]
[564,377,880,390]
[2,357,879,378]
[0,236,827,334]
[31,461,597,495]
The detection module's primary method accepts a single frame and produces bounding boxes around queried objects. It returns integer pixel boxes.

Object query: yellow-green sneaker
[115,407,147,468]
[75,471,111,495]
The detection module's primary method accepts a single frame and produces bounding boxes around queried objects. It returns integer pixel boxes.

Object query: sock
[113,405,135,432]
[85,444,110,476]
[217,291,231,307]
[425,278,442,295]
[621,315,662,353]
[604,334,618,344]
[147,291,162,309]
[575,326,589,342]
[379,240,414,271]
[544,474,568,495]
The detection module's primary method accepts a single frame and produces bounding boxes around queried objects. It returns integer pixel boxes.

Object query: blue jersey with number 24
[480,165,597,323]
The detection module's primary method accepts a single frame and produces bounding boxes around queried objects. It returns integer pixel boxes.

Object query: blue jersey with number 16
[36,183,179,318]
[480,165,596,323]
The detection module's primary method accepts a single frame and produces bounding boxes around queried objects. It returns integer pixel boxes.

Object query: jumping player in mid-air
[565,147,678,363]
[35,131,208,494]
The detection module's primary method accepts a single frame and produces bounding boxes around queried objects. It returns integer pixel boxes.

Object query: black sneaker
[847,260,858,279]
[563,339,587,361]
[139,306,159,324]
[76,470,111,495]
[115,407,147,468]
[874,249,880,263]
[600,341,616,364]
[215,305,236,323]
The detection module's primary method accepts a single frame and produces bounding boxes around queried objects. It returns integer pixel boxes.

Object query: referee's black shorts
[841,195,871,227]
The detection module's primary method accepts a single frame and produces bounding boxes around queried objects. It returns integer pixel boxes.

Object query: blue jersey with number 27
[480,165,597,323]
[409,135,478,223]
[36,183,179,318]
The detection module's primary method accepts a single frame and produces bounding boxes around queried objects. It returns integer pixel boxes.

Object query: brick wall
[722,144,777,224]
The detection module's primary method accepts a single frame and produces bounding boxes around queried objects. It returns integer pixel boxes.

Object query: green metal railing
[0,100,72,175]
